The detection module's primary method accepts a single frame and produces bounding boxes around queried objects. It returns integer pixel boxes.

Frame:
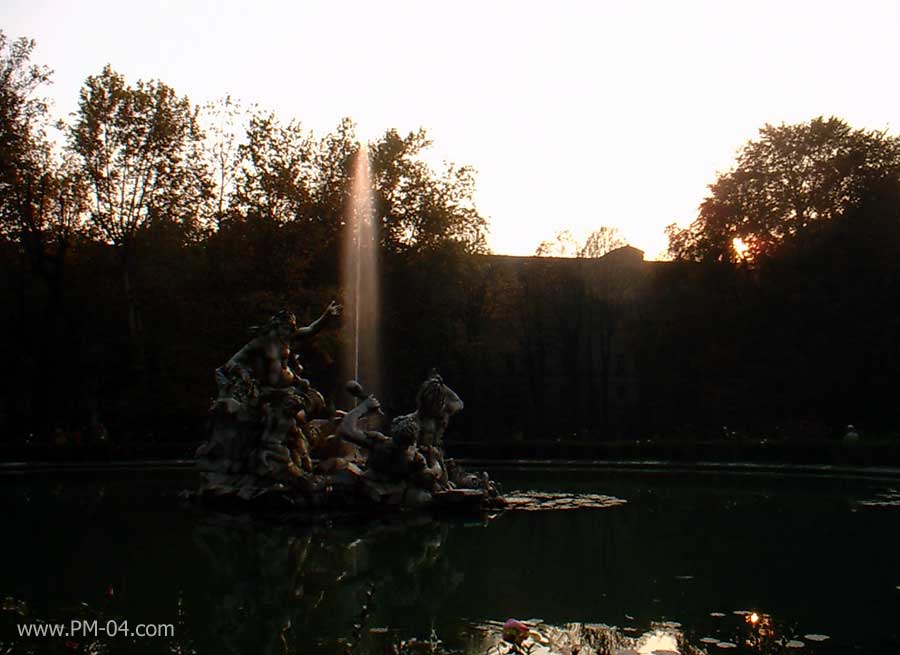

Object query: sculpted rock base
[193,307,504,514]
[195,463,503,514]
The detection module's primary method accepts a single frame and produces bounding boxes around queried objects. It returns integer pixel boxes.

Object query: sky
[6,0,900,259]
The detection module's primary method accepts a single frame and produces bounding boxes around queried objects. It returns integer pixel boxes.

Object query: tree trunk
[121,258,148,391]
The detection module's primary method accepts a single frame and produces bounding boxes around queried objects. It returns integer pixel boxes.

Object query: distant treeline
[2,33,900,450]
[0,33,488,443]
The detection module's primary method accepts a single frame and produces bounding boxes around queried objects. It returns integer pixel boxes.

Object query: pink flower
[502,619,530,645]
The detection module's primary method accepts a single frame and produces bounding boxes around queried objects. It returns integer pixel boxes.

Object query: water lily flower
[502,619,530,645]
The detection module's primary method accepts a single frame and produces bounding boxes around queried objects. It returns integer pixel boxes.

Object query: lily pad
[716,642,737,649]
[785,640,805,648]
[700,637,719,643]
[709,612,726,617]
[803,634,829,642]
[503,491,627,511]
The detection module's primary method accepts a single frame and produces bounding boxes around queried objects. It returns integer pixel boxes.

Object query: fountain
[342,144,380,400]
[192,142,503,512]
[192,306,503,511]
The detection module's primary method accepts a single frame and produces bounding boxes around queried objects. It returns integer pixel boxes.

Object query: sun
[733,237,750,258]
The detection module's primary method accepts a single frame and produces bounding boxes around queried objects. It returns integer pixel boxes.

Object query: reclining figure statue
[333,375,502,507]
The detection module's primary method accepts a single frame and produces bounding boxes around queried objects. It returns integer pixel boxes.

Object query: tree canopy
[0,35,494,437]
[67,65,210,248]
[535,226,626,258]
[0,31,50,189]
[667,117,900,262]
[370,128,488,255]
[0,31,84,293]
[10,33,900,448]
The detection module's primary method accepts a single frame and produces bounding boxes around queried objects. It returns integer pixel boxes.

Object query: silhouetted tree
[535,226,625,258]
[232,112,317,223]
[364,128,489,409]
[0,32,82,298]
[370,128,488,256]
[668,117,900,262]
[66,65,210,382]
[0,31,50,205]
[0,33,90,434]
[199,95,249,227]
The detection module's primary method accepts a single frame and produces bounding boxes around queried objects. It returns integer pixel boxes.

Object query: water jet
[342,143,380,403]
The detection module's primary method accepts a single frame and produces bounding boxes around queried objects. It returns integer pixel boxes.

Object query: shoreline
[2,458,900,480]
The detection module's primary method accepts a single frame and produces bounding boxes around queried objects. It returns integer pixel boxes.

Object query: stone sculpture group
[194,302,503,511]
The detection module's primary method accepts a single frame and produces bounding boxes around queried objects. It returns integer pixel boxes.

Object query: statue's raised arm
[294,301,342,338]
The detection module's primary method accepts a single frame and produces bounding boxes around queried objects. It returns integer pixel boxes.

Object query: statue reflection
[191,512,473,655]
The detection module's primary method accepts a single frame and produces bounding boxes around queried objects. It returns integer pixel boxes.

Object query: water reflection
[464,621,703,655]
[463,614,832,655]
[0,470,893,653]
[188,512,478,654]
[186,505,837,655]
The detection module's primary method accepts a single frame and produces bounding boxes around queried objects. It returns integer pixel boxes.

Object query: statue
[197,303,341,486]
[193,306,504,511]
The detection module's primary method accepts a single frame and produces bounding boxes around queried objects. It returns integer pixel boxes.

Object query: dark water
[0,467,898,653]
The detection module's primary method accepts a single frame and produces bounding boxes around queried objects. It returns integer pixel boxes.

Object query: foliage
[232,111,318,224]
[5,34,900,446]
[667,117,900,262]
[0,33,93,436]
[535,226,625,258]
[0,31,51,191]
[0,30,81,273]
[67,65,210,248]
[199,94,249,226]
[371,128,488,255]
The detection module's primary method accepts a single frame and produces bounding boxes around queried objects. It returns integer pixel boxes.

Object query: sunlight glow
[355,120,377,146]
[733,237,750,258]
[7,0,900,258]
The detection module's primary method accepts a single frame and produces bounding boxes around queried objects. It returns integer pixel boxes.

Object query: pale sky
[7,0,900,259]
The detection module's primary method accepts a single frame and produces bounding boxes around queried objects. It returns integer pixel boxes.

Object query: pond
[0,466,898,654]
